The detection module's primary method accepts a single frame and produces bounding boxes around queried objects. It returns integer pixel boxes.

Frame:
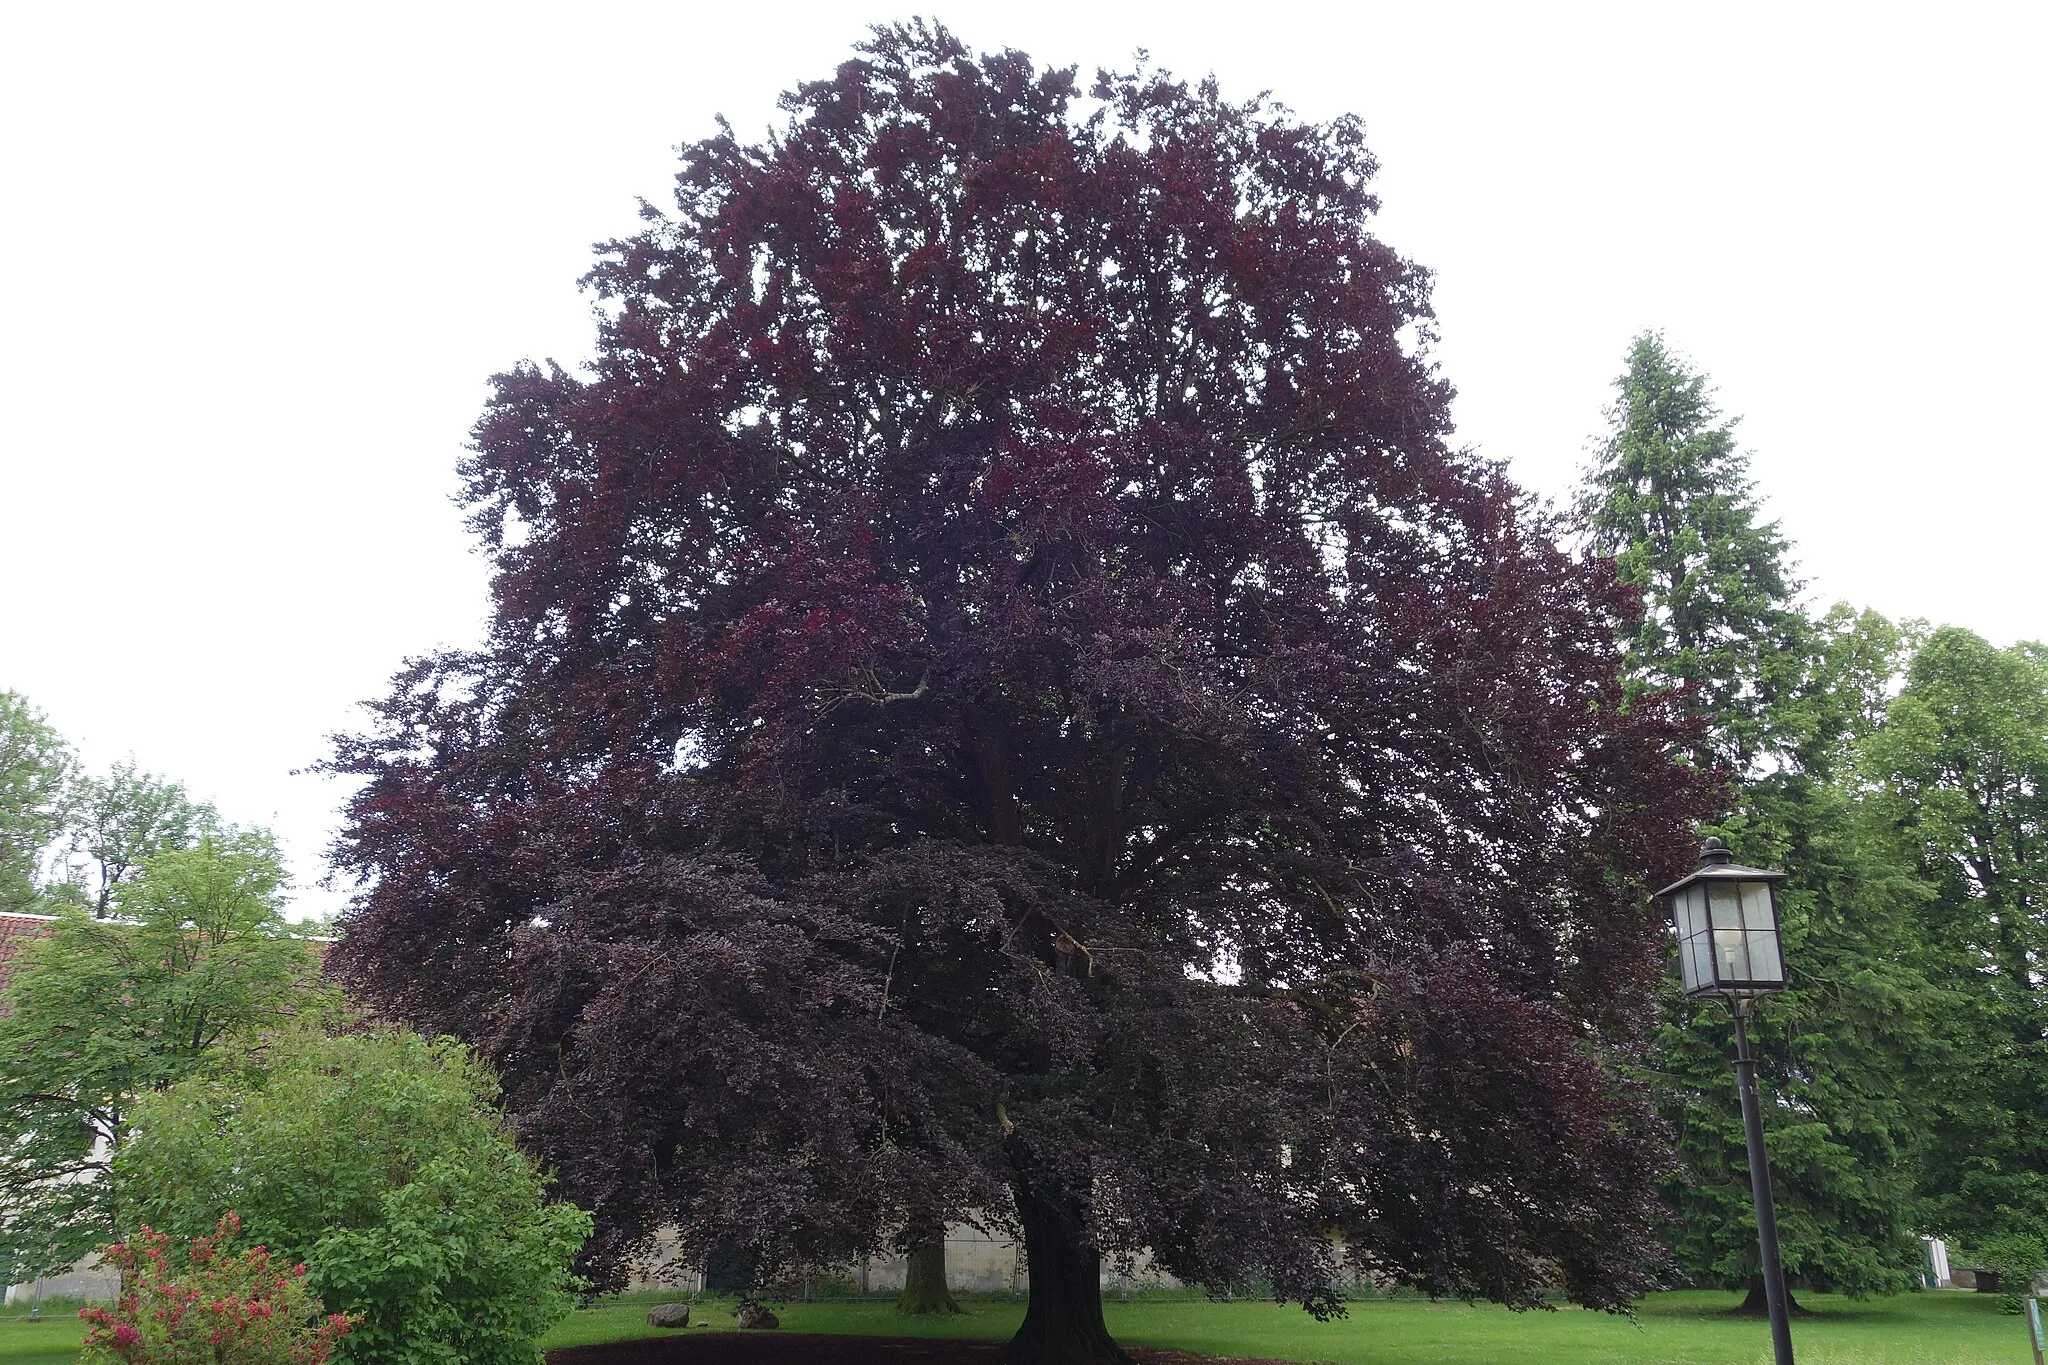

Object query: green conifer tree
[1582,335,1807,770]
[1583,335,1942,1305]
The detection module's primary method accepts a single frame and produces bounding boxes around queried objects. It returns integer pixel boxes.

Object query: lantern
[1658,837,1789,998]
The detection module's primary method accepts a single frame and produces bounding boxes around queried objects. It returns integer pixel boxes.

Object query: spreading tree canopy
[0,697,223,916]
[59,761,221,916]
[328,26,1711,1364]
[0,690,74,913]
[0,833,328,1278]
[1863,628,2048,1247]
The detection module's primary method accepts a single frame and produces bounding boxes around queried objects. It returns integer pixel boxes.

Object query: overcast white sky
[2,2,2041,917]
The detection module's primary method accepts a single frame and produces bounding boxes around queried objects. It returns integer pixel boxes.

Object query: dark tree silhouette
[328,25,1713,1365]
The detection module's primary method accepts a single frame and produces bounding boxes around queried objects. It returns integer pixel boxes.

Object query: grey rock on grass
[734,1303,779,1330]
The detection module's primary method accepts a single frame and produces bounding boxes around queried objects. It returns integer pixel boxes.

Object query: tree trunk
[1730,1274,1810,1316]
[1007,1185,1131,1365]
[897,1231,961,1316]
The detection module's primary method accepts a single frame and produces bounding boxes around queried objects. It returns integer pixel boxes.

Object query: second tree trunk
[897,1231,961,1316]
[1732,1274,1809,1316]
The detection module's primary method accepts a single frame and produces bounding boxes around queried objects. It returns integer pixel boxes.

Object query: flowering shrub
[117,1030,590,1365]
[80,1213,354,1365]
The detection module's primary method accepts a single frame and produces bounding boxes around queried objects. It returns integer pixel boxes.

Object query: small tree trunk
[1007,1186,1130,1365]
[897,1231,961,1316]
[1731,1274,1810,1316]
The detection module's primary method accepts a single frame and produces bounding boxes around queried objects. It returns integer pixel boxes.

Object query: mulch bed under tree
[548,1336,1296,1365]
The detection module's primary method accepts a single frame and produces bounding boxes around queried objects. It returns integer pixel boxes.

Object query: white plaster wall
[4,1254,119,1305]
[627,1218,1186,1295]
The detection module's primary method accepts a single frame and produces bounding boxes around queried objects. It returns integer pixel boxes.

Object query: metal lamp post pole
[1732,1000,1794,1365]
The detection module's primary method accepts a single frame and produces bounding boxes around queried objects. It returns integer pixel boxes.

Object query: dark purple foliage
[327,23,1712,1362]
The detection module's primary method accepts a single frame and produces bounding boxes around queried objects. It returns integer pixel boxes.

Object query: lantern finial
[1701,836,1733,866]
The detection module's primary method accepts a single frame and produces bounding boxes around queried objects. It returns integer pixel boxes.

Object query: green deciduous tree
[61,761,220,916]
[115,1029,591,1365]
[0,697,224,917]
[0,690,76,913]
[1584,337,1945,1304]
[1861,627,2048,1248]
[0,833,328,1277]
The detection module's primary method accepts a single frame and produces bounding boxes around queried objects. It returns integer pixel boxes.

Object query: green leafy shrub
[114,1029,591,1365]
[1975,1232,2048,1314]
[79,1213,353,1364]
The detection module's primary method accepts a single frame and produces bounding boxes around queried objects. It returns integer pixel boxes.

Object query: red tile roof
[0,912,58,1012]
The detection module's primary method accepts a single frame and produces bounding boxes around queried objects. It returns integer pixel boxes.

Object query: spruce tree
[1583,337,1942,1303]
[1582,334,1805,770]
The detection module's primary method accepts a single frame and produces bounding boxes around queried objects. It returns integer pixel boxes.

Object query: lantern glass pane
[1739,880,1776,933]
[1739,880,1784,985]
[1746,927,1784,984]
[1672,890,1698,991]
[1679,885,1711,992]
[1685,929,1712,992]
[1709,882,1743,929]
[1714,925,1751,983]
[1674,885,1704,940]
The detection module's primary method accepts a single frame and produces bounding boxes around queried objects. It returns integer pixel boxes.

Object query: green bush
[114,1029,592,1365]
[1974,1232,2047,1314]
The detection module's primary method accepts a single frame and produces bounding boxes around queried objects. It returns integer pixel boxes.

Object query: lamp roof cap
[1652,837,1789,899]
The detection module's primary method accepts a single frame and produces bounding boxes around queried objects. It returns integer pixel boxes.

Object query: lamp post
[1656,836,1795,1365]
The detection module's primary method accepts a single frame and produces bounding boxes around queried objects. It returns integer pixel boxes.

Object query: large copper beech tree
[329,26,1713,1365]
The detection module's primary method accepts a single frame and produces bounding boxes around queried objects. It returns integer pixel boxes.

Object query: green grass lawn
[0,1312,84,1365]
[543,1289,2037,1365]
[6,1288,2032,1364]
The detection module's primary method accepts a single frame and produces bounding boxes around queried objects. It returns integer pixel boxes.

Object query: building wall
[3,1255,119,1305]
[628,1219,1185,1296]
[850,1223,1026,1294]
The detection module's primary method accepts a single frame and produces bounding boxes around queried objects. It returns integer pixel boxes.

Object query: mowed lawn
[4,1289,2028,1364]
[0,1311,82,1365]
[543,1289,2032,1365]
